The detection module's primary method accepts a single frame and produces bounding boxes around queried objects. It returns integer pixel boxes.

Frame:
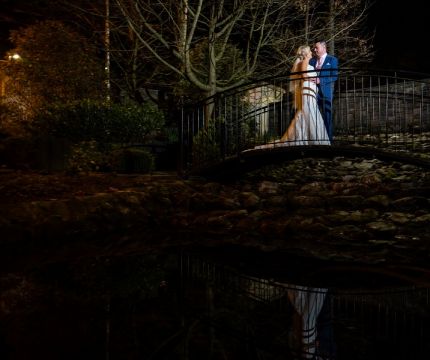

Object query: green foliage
[0,101,31,138]
[6,20,104,106]
[67,140,106,174]
[108,147,155,174]
[66,142,155,175]
[0,20,105,138]
[192,121,222,167]
[33,100,165,144]
[162,126,179,144]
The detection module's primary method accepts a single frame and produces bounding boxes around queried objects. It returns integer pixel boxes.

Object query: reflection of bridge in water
[180,251,430,360]
[180,69,430,178]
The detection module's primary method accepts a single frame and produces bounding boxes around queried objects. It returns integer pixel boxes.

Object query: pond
[0,245,429,360]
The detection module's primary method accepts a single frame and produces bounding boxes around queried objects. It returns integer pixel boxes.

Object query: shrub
[32,100,165,145]
[191,121,221,168]
[108,147,155,174]
[66,140,106,174]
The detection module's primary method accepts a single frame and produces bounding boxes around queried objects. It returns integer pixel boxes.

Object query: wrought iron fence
[180,69,430,174]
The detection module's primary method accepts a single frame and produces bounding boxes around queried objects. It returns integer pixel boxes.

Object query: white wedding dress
[282,65,330,145]
[253,65,330,150]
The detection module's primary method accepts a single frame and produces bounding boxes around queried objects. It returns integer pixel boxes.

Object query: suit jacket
[309,54,338,99]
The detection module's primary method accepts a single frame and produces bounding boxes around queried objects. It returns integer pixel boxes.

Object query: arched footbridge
[179,68,430,179]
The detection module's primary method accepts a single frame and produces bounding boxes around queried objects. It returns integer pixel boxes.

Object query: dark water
[0,246,429,360]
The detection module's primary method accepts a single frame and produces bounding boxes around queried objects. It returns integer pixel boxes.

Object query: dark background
[369,1,426,71]
[0,0,427,72]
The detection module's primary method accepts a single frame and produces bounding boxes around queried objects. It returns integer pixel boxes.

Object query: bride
[251,45,330,151]
[280,45,330,145]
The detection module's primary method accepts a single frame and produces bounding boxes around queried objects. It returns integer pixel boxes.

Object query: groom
[309,40,338,142]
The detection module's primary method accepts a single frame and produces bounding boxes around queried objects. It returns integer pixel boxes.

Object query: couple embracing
[281,41,338,145]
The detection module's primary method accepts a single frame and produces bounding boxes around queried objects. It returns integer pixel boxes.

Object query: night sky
[0,0,427,72]
[369,1,426,71]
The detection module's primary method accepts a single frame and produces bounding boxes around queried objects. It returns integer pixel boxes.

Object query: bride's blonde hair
[289,45,311,107]
[291,45,311,73]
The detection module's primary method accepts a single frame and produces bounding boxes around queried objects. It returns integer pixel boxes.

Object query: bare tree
[60,0,374,104]
[272,0,374,70]
[114,0,296,100]
[57,0,176,105]
[325,0,375,66]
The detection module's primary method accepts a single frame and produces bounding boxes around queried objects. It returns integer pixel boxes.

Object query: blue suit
[309,55,338,141]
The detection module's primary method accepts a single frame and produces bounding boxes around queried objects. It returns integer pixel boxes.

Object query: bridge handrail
[180,68,430,175]
[182,68,430,109]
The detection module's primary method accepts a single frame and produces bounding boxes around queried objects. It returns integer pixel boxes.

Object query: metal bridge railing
[180,69,430,174]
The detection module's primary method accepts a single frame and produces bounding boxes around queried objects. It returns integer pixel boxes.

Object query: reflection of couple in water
[255,41,338,149]
[287,285,335,359]
[246,278,336,359]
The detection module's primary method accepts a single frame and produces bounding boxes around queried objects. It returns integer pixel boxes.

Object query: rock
[1,155,430,267]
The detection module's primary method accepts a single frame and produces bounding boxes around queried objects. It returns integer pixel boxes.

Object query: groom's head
[314,41,327,58]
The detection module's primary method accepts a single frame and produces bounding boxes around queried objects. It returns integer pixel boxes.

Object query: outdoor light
[8,53,21,61]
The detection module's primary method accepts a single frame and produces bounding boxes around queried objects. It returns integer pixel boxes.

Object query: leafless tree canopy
[63,0,374,101]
